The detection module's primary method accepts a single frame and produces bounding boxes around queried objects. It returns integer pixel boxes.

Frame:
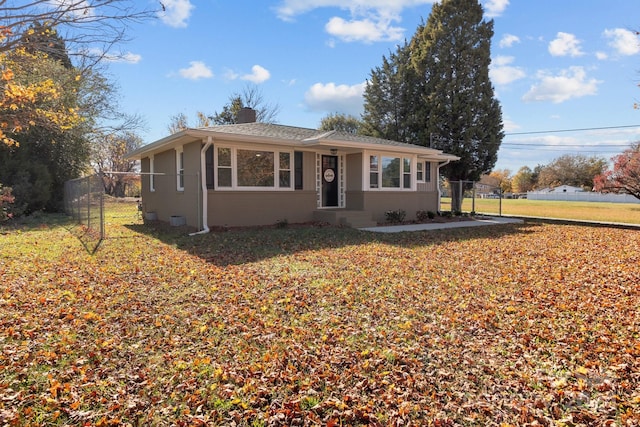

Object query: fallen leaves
[0,220,639,425]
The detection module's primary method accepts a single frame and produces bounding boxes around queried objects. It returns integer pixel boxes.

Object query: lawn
[1,213,639,426]
[441,197,640,225]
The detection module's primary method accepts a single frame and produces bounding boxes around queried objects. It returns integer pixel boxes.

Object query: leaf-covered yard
[1,218,639,426]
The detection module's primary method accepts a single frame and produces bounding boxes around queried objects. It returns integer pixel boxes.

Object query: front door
[322,155,339,207]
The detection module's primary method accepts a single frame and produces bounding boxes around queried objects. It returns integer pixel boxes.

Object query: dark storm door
[322,155,339,207]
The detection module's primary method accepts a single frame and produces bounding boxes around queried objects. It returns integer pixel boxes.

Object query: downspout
[189,136,213,236]
[436,159,451,213]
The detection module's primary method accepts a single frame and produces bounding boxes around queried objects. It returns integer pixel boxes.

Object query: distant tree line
[479,146,640,202]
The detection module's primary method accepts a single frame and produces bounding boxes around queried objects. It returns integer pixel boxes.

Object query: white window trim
[214,145,295,191]
[149,155,155,192]
[365,152,415,191]
[416,160,424,183]
[176,147,184,191]
[315,152,346,209]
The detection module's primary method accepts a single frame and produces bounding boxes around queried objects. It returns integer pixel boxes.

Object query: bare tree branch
[0,0,161,65]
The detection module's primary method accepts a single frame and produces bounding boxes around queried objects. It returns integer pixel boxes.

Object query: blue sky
[103,0,640,173]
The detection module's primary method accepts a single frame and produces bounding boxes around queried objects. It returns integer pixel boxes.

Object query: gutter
[189,136,213,236]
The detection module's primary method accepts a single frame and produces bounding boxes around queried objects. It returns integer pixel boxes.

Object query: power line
[505,124,640,136]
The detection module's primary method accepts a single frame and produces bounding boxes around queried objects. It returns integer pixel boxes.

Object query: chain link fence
[64,173,144,252]
[442,180,503,216]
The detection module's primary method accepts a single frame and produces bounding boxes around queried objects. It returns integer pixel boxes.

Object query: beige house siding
[346,153,363,192]
[361,191,439,222]
[207,191,317,227]
[129,123,459,229]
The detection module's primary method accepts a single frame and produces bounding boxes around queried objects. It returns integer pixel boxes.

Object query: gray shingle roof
[202,123,425,150]
[201,123,320,141]
[127,122,459,161]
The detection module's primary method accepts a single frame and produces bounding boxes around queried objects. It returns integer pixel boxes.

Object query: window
[237,149,274,187]
[382,156,400,188]
[205,146,214,189]
[294,151,303,190]
[217,147,232,187]
[176,147,184,191]
[369,155,379,188]
[416,161,424,182]
[216,147,293,190]
[279,152,291,188]
[403,158,411,189]
[425,162,432,182]
[149,155,155,192]
[369,154,412,190]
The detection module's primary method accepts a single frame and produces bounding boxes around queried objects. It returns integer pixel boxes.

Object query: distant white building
[528,184,640,203]
[547,185,584,193]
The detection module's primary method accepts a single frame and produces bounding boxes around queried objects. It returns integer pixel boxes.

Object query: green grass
[441,197,640,224]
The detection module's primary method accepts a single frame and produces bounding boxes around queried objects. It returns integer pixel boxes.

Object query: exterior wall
[140,142,443,228]
[346,153,363,192]
[302,151,316,192]
[207,191,318,226]
[140,142,201,228]
[361,191,439,222]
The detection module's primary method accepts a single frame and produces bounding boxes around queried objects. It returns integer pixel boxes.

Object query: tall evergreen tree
[362,41,421,144]
[410,0,503,211]
[362,0,503,212]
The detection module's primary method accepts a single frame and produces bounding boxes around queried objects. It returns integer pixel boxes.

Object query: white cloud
[603,28,640,56]
[107,51,142,64]
[502,117,520,133]
[178,61,213,80]
[159,0,194,28]
[325,16,404,43]
[304,81,367,115]
[241,65,271,84]
[85,48,141,63]
[223,69,239,81]
[483,0,509,17]
[490,56,525,85]
[595,51,608,60]
[522,66,600,104]
[499,33,520,48]
[548,32,584,57]
[274,0,435,43]
[47,0,94,18]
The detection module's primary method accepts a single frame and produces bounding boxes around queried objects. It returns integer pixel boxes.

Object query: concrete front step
[313,209,377,228]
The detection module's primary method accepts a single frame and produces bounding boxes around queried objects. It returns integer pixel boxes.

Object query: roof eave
[304,138,459,160]
[125,129,209,160]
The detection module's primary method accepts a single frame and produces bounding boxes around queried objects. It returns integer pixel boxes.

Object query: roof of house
[126,122,460,162]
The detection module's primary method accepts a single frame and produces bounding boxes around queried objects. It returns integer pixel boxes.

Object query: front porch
[313,209,378,228]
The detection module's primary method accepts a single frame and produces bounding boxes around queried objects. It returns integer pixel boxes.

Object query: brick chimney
[237,107,257,124]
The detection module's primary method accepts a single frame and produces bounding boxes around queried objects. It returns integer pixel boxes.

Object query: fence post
[472,183,476,214]
[99,173,105,239]
[87,176,92,231]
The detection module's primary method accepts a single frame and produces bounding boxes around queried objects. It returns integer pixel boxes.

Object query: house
[548,185,584,193]
[126,109,459,230]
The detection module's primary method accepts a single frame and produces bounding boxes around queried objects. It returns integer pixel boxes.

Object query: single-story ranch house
[126,109,459,230]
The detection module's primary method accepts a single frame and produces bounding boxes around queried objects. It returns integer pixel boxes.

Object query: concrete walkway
[359,216,524,233]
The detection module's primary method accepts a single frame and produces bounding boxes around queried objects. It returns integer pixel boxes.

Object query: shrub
[441,211,453,218]
[275,218,288,228]
[385,209,406,223]
[0,184,15,222]
[417,210,436,222]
